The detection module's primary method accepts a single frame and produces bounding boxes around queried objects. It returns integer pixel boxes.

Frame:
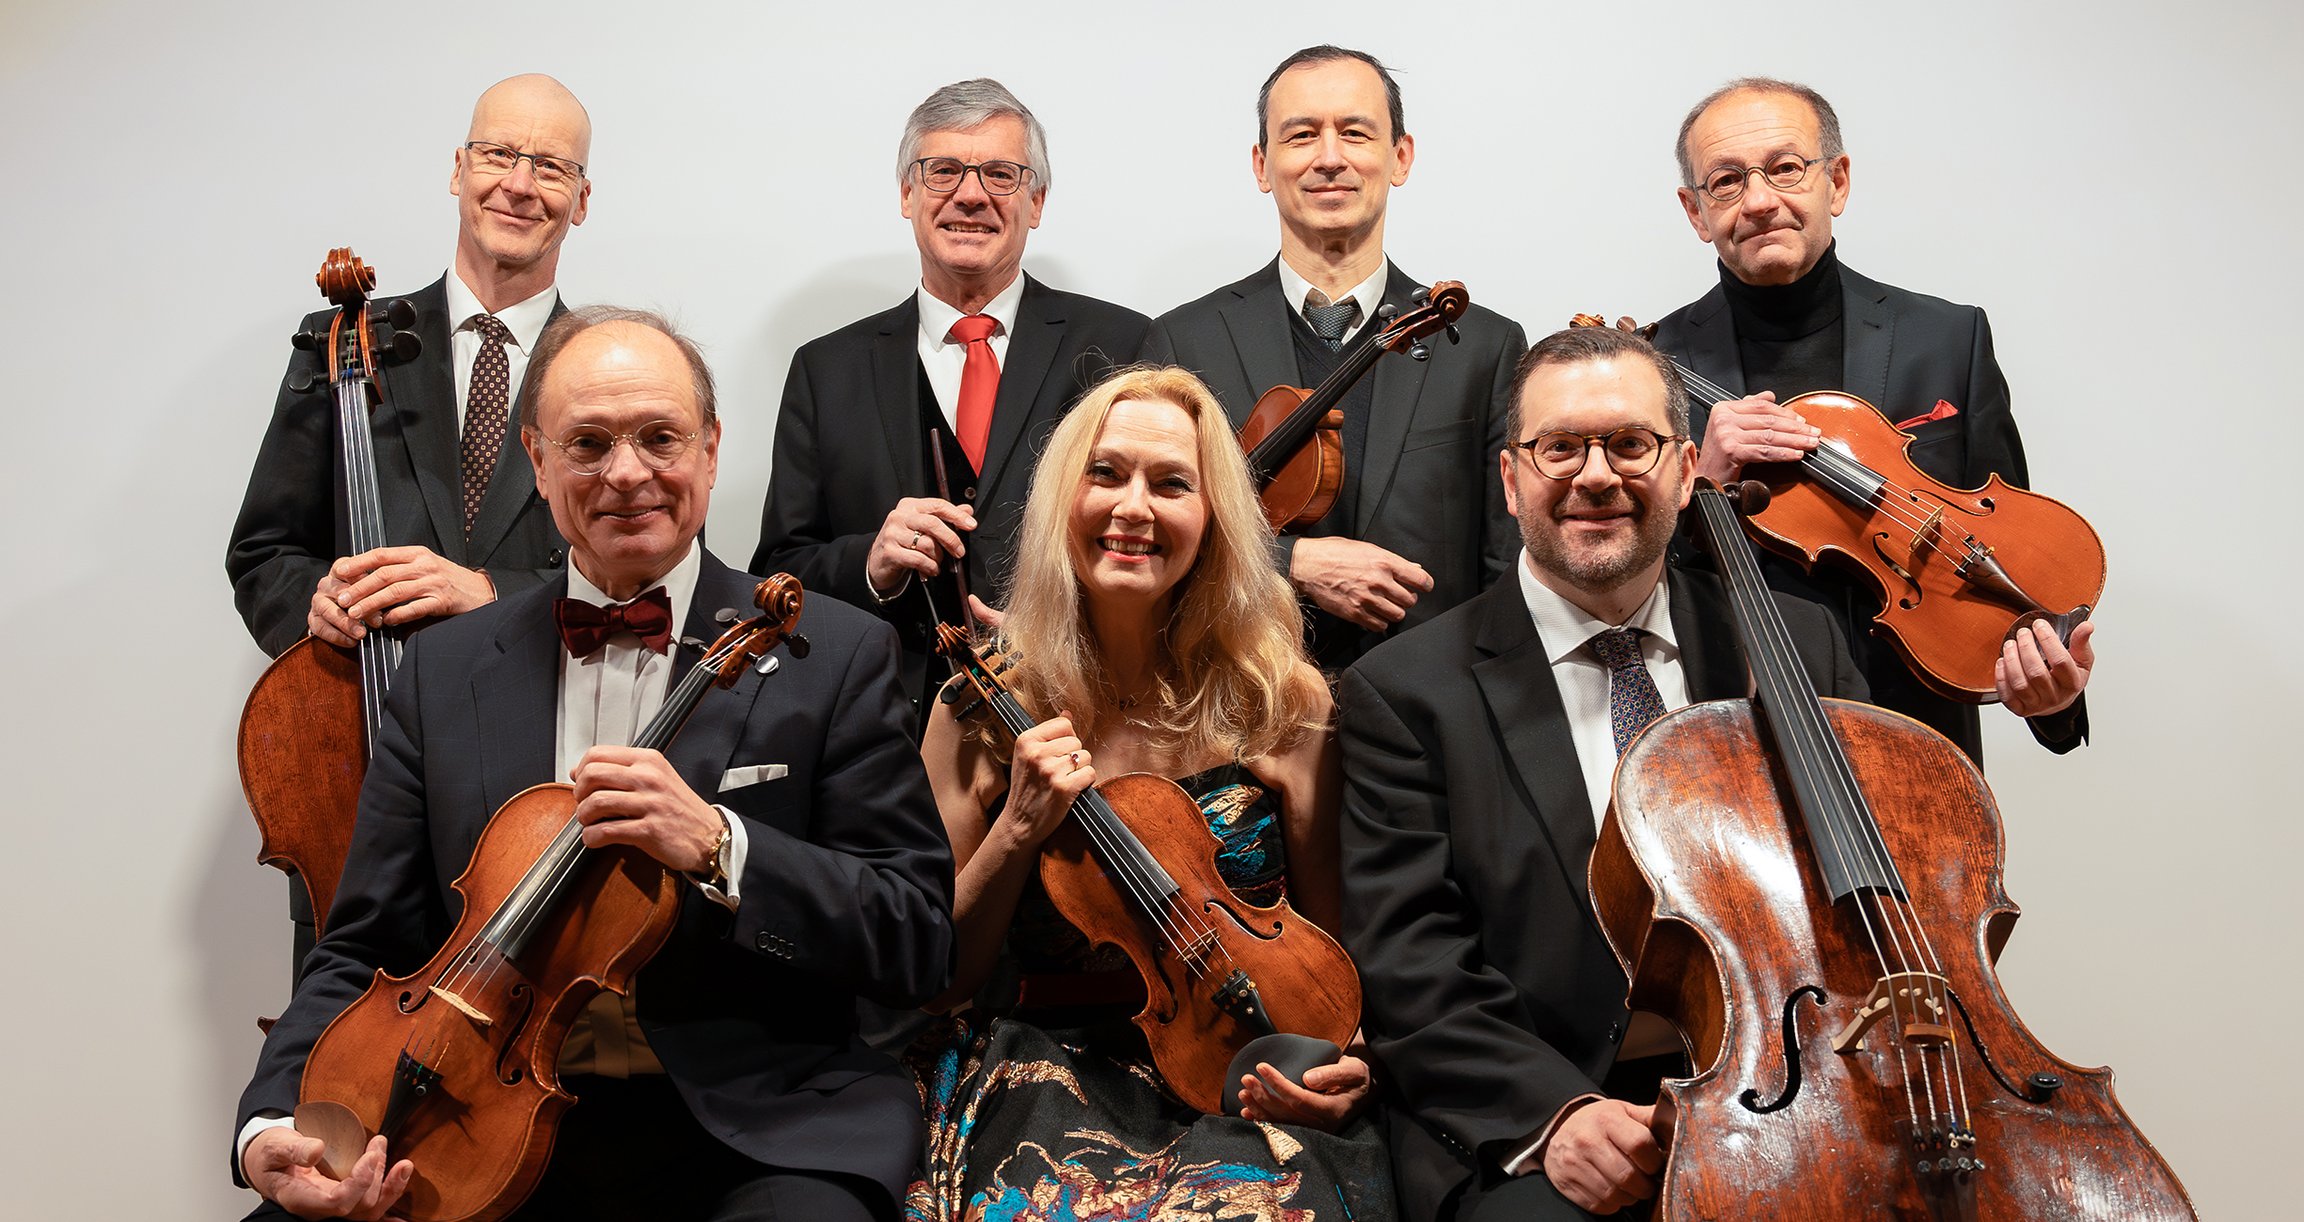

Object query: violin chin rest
[1220,1033,1345,1117]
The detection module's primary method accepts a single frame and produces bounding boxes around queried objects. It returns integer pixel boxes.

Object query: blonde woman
[908,366,1387,1221]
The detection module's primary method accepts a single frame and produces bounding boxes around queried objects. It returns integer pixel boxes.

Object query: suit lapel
[1355,263,1433,535]
[664,555,765,794]
[1664,285,1746,444]
[978,276,1060,496]
[1466,580,1603,912]
[1215,262,1299,428]
[466,293,567,564]
[468,574,566,841]
[1839,269,1895,409]
[385,279,471,557]
[871,298,931,495]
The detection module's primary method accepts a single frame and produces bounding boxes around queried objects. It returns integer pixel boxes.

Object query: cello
[239,249,423,952]
[1239,281,1469,530]
[1587,479,2193,1219]
[292,576,806,1222]
[1569,313,2102,702]
[936,624,1362,1115]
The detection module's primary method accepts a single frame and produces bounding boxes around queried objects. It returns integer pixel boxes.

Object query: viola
[239,249,423,954]
[1587,480,2193,1219]
[1241,281,1469,531]
[936,625,1360,1115]
[1570,314,2103,702]
[292,576,807,1222]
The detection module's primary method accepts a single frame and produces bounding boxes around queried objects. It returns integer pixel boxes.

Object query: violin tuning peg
[1376,302,1398,321]
[753,654,780,676]
[677,635,707,651]
[1408,342,1431,362]
[1445,324,1462,345]
[785,633,811,659]
[715,606,741,623]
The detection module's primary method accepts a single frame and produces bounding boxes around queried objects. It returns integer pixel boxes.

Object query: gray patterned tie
[1588,627,1668,756]
[459,313,514,536]
[1302,288,1361,352]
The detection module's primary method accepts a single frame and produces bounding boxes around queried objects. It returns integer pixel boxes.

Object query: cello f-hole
[1741,984,1828,1115]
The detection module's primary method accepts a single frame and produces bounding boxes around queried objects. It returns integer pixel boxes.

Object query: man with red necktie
[752,78,1148,725]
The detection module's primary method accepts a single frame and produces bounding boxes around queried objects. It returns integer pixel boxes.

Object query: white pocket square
[719,764,789,791]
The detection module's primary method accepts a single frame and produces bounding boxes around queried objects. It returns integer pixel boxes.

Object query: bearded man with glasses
[752,78,1148,729]
[1647,77,2091,765]
[227,72,593,975]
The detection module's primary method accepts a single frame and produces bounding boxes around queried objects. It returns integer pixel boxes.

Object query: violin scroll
[702,574,806,688]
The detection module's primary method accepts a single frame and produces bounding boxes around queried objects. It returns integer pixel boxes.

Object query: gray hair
[897,78,1051,192]
[1508,326,1690,439]
[518,305,717,430]
[1675,77,1845,189]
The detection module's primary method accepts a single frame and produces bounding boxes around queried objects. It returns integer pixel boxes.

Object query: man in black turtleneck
[1650,77,2090,764]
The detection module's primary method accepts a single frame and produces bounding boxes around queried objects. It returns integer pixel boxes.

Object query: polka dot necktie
[946,314,1001,473]
[1302,288,1361,351]
[459,313,514,535]
[1588,627,1667,756]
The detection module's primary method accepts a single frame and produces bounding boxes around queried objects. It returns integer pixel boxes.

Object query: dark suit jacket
[1141,260,1528,665]
[227,278,568,657]
[1649,262,2084,760]
[751,275,1149,700]
[1338,567,1865,1221]
[234,551,955,1209]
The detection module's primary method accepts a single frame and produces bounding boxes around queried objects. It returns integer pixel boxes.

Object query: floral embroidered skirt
[905,1016,1395,1222]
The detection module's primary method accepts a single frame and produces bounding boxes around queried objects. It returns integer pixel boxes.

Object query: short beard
[1519,488,1677,597]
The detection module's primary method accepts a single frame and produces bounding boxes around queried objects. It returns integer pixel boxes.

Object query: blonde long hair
[996,365,1325,762]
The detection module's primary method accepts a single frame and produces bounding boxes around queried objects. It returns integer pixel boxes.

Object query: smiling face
[1253,57,1413,250]
[1677,88,1848,286]
[901,114,1044,307]
[525,322,719,600]
[1502,356,1694,610]
[1069,397,1209,614]
[451,75,591,291]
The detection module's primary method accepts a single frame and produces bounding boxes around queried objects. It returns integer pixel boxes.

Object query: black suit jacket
[234,551,955,1208]
[751,275,1149,701]
[227,278,568,657]
[1649,262,2084,760]
[1338,568,1864,1221]
[1141,260,1528,665]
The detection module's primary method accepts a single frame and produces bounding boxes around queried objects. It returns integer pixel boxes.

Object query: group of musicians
[225,49,2096,1222]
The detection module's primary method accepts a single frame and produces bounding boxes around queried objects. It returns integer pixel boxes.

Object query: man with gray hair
[1647,77,2091,764]
[753,78,1148,721]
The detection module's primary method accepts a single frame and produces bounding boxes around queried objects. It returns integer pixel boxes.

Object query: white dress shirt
[1275,256,1387,347]
[914,274,1026,431]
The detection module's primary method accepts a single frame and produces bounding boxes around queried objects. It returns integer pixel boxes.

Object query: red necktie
[946,314,1001,472]
[554,588,675,656]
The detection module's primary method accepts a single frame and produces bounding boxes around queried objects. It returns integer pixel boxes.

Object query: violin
[1587,480,2193,1219]
[1570,314,2103,702]
[239,249,423,955]
[1241,281,1470,531]
[936,624,1361,1115]
[292,576,806,1222]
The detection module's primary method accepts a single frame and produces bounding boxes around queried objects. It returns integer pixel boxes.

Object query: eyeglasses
[1511,427,1685,480]
[909,157,1035,196]
[1697,154,1828,204]
[463,141,586,189]
[534,421,699,475]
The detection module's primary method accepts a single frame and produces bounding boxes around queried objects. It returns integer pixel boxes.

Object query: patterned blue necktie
[1589,627,1667,756]
[1302,289,1361,352]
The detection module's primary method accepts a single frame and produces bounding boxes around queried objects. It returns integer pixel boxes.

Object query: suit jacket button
[1607,1021,1622,1041]
[754,932,771,951]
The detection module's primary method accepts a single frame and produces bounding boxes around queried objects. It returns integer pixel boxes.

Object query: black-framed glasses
[909,157,1035,196]
[1511,427,1685,480]
[1698,154,1827,203]
[463,141,586,188]
[533,420,699,475]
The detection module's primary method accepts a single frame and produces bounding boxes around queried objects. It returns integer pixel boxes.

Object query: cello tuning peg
[385,331,422,363]
[288,371,324,394]
[785,633,811,659]
[291,328,322,352]
[385,298,416,328]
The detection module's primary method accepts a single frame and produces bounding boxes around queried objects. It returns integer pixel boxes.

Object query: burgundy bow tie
[554,588,675,656]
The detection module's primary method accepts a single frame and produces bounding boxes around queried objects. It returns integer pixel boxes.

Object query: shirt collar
[1275,256,1388,331]
[565,543,703,645]
[917,273,1026,347]
[1515,552,1679,666]
[446,270,559,352]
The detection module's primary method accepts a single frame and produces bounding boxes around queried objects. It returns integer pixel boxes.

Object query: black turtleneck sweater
[1721,241,1844,399]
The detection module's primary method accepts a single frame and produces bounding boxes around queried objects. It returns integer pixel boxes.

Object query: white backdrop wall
[2,1,2292,1215]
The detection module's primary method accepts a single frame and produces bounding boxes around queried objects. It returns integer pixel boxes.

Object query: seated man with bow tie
[232,306,955,1222]
[1337,326,1866,1221]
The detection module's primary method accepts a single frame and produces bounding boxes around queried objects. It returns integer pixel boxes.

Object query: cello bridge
[1832,970,1953,1053]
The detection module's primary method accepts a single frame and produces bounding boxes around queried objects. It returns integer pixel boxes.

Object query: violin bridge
[431,986,495,1028]
[1832,970,1952,1053]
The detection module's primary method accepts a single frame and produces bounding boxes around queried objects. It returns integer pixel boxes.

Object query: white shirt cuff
[693,806,747,910]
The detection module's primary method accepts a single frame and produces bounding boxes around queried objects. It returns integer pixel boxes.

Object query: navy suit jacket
[234,551,954,1208]
[1340,567,1864,1221]
[1141,260,1527,665]
[1649,261,2084,760]
[227,277,568,657]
